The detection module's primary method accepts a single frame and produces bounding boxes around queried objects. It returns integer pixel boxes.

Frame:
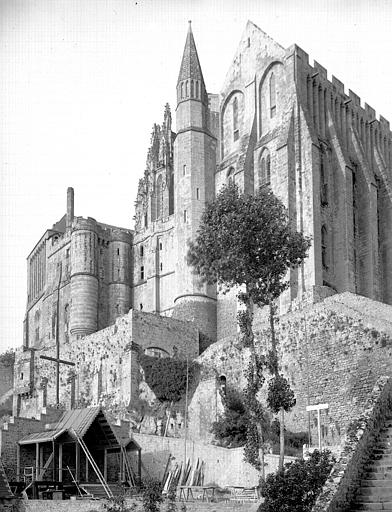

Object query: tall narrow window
[320,147,328,206]
[184,210,187,223]
[196,188,200,200]
[185,80,189,97]
[270,73,276,118]
[233,97,239,141]
[183,164,186,176]
[144,212,148,228]
[181,82,184,99]
[140,266,144,280]
[321,225,328,269]
[196,81,199,98]
[227,167,235,185]
[259,149,271,187]
[140,245,144,258]
[191,80,194,98]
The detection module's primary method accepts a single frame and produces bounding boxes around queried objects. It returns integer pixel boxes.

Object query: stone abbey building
[7,20,392,469]
[23,20,392,358]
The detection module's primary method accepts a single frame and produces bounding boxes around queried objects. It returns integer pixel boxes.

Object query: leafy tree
[188,184,311,473]
[258,450,334,512]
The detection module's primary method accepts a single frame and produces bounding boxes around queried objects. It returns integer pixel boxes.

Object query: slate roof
[177,21,205,85]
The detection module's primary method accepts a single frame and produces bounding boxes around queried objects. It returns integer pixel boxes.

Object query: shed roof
[19,429,67,445]
[55,406,101,437]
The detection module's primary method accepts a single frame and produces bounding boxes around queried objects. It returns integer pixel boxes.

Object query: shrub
[142,477,163,512]
[0,349,15,368]
[258,450,334,512]
[139,355,200,402]
[211,388,249,447]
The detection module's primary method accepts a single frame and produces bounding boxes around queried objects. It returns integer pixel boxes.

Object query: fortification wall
[199,292,392,448]
[14,309,198,419]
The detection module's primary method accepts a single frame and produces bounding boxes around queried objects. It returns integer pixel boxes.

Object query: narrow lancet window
[270,73,276,118]
[233,97,239,141]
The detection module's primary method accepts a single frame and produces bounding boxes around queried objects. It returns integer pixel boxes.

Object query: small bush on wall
[139,354,200,402]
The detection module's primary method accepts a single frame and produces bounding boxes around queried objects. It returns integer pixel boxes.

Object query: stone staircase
[351,417,392,511]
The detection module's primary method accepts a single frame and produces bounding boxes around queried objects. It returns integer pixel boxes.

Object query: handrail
[70,428,113,499]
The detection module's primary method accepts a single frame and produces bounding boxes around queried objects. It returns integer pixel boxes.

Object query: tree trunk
[279,407,285,470]
[257,424,265,483]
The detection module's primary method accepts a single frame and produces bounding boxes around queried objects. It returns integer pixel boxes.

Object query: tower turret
[172,22,217,343]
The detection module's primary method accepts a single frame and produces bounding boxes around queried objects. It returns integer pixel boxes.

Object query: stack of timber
[162,455,205,494]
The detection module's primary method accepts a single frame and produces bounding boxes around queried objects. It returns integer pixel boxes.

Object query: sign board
[306,403,329,412]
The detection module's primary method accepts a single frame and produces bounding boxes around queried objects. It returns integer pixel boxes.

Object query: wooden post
[58,443,63,482]
[85,454,89,482]
[306,403,329,451]
[138,448,141,485]
[75,443,80,481]
[35,443,39,480]
[52,441,56,481]
[119,449,123,482]
[16,444,20,481]
[103,448,107,482]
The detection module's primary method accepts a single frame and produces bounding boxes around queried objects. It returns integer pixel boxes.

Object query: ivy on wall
[139,354,200,402]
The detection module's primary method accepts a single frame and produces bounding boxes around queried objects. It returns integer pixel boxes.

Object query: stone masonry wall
[133,433,295,488]
[0,408,63,479]
[14,309,198,419]
[198,292,392,448]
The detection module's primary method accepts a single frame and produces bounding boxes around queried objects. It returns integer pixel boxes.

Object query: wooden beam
[16,444,20,481]
[103,448,107,482]
[35,443,39,481]
[58,443,63,482]
[75,443,80,481]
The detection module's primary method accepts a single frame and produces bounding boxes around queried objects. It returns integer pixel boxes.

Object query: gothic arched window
[181,82,184,99]
[321,225,328,269]
[270,73,276,118]
[185,80,189,97]
[195,81,199,98]
[233,97,239,141]
[259,149,271,188]
[227,167,235,185]
[191,80,194,98]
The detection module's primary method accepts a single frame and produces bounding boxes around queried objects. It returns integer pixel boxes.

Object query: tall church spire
[177,21,205,86]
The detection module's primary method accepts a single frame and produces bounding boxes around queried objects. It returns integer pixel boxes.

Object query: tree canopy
[187,184,311,306]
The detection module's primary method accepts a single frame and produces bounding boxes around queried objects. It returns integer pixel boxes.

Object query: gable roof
[54,406,101,437]
[18,407,121,448]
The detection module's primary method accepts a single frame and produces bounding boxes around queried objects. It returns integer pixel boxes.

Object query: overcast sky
[1,0,392,352]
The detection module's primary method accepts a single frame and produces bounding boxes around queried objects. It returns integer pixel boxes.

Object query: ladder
[70,429,113,499]
[120,445,135,487]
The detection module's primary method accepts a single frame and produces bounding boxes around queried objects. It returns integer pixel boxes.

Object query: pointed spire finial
[177,21,205,85]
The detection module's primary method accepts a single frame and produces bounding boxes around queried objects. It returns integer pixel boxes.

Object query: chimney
[66,187,74,230]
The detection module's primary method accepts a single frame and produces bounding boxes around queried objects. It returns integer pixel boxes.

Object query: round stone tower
[108,229,132,324]
[69,217,99,337]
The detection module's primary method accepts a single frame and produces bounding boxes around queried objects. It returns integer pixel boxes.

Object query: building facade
[23,20,392,353]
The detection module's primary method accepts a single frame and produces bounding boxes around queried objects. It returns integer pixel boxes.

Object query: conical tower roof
[177,21,205,85]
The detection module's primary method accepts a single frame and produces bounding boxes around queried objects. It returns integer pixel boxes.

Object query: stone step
[362,480,392,488]
[358,488,392,499]
[352,503,392,510]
